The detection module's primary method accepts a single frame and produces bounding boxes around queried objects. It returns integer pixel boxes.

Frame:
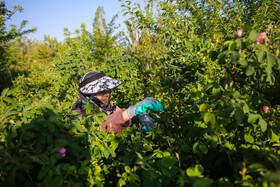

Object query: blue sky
[4,0,146,42]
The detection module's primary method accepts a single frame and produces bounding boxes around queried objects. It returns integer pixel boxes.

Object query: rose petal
[236,29,243,37]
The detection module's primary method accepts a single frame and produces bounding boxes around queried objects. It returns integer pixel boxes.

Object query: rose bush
[1,0,280,186]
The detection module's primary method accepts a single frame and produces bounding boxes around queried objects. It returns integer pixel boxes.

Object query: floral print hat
[79,71,122,95]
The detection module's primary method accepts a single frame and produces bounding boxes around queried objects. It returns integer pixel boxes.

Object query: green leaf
[223,103,235,118]
[219,126,227,136]
[199,104,208,112]
[277,58,280,68]
[233,91,241,99]
[29,155,44,164]
[11,126,18,138]
[198,143,208,154]
[78,166,89,175]
[38,154,49,164]
[38,166,50,180]
[40,103,54,109]
[257,51,266,63]
[1,88,9,99]
[7,87,21,96]
[235,107,244,125]
[203,112,216,126]
[159,156,177,168]
[104,150,110,158]
[193,142,208,154]
[248,163,267,173]
[248,114,259,124]
[203,83,214,91]
[135,152,143,159]
[0,100,6,107]
[240,60,248,67]
[68,165,77,175]
[246,65,255,76]
[186,41,194,50]
[54,139,68,147]
[259,117,267,132]
[76,123,84,132]
[229,41,238,51]
[212,87,220,96]
[3,97,15,104]
[48,122,55,133]
[108,147,116,158]
[85,105,92,115]
[193,178,214,187]
[267,53,277,69]
[110,140,119,151]
[249,30,258,41]
[118,178,126,186]
[95,116,105,125]
[244,134,254,143]
[54,82,60,92]
[52,175,63,186]
[269,129,279,142]
[243,104,250,114]
[50,154,62,166]
[230,52,239,64]
[186,165,204,177]
[265,73,273,84]
[193,142,199,153]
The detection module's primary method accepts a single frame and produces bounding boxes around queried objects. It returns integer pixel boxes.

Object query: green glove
[127,97,163,118]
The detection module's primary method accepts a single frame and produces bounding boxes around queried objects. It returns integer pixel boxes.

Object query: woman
[71,71,163,133]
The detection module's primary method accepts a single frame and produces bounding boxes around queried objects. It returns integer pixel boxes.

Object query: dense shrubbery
[1,0,280,186]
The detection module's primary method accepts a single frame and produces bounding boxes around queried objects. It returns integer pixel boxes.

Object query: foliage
[91,6,123,64]
[1,0,280,186]
[0,1,36,91]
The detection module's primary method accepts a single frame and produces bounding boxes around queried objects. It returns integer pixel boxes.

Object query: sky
[4,0,146,42]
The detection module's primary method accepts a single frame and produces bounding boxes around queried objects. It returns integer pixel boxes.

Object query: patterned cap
[79,71,122,95]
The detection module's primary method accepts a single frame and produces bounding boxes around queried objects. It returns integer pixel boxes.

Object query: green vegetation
[1,0,280,186]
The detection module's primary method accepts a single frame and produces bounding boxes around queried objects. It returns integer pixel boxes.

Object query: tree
[93,6,106,34]
[91,6,121,64]
[0,1,36,91]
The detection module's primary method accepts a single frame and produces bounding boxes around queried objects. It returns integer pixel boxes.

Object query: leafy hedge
[1,0,280,186]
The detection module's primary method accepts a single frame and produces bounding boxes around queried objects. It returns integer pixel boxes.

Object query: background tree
[93,6,106,34]
[91,6,122,64]
[0,1,36,91]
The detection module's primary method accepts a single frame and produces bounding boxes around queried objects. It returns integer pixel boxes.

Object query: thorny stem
[178,98,182,137]
[217,134,232,167]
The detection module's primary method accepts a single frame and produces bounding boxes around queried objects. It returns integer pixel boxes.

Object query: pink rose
[263,106,269,111]
[235,29,243,37]
[270,117,275,122]
[256,32,266,44]
[58,148,66,157]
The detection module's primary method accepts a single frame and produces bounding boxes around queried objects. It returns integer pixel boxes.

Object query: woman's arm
[99,108,132,133]
[122,109,130,122]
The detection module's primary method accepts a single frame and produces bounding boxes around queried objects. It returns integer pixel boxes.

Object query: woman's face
[95,90,111,105]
